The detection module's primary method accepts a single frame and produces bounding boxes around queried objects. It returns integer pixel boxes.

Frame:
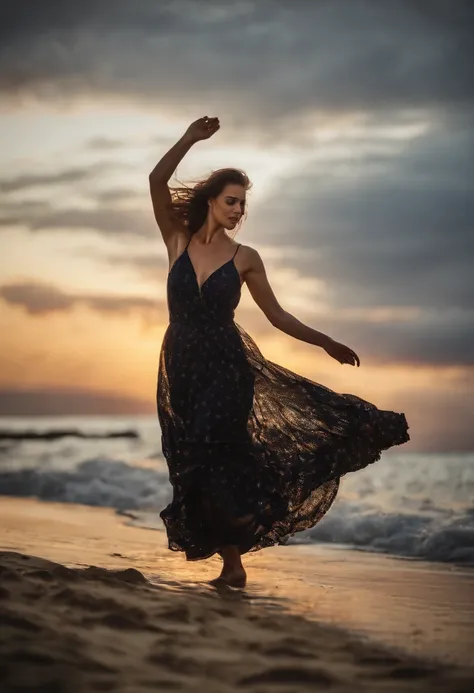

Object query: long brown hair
[169,168,252,236]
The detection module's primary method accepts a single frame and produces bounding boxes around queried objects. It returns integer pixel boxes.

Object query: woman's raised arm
[149,116,220,245]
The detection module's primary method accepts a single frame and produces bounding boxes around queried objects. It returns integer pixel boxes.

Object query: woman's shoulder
[231,239,254,252]
[231,243,263,278]
[233,242,260,260]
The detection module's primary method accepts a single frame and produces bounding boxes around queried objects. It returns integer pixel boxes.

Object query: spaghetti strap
[168,236,193,276]
[232,243,241,260]
[158,232,410,562]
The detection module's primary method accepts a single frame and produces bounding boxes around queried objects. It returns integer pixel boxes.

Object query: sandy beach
[1,498,473,692]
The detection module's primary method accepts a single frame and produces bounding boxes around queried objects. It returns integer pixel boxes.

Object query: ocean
[0,415,472,567]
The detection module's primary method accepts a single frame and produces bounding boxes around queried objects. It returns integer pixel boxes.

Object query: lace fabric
[157,240,410,560]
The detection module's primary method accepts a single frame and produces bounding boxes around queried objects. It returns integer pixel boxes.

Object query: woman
[150,116,409,588]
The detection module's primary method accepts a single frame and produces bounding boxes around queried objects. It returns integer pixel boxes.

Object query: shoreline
[1,497,473,691]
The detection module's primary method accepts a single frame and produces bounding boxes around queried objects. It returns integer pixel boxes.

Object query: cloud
[0,386,154,416]
[234,114,474,367]
[0,280,163,317]
[0,0,472,132]
[309,307,474,367]
[390,380,474,452]
[66,242,474,367]
[0,167,95,193]
[1,0,472,377]
[0,202,156,237]
[0,159,154,236]
[0,161,132,194]
[95,187,143,203]
[104,251,169,279]
[85,136,126,151]
[249,115,474,313]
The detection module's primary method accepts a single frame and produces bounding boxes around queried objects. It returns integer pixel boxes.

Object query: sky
[0,0,473,451]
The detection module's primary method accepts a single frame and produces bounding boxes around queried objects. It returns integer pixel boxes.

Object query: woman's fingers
[342,348,360,367]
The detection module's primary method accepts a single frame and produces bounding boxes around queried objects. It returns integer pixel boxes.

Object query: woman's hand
[324,338,360,367]
[184,116,220,143]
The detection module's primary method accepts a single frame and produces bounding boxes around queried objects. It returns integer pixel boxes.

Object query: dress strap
[232,243,241,260]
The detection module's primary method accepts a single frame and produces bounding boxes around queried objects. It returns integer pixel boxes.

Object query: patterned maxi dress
[157,238,410,560]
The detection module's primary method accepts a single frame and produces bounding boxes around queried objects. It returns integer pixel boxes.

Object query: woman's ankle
[220,545,244,573]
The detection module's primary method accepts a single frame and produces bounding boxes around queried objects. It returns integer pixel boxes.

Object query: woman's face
[209,184,247,230]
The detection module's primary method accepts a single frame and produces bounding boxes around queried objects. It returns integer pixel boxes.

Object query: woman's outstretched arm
[243,246,360,366]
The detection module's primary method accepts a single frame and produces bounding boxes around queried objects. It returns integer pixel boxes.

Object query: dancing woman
[150,116,409,587]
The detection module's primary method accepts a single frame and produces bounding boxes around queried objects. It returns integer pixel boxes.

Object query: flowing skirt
[157,321,409,560]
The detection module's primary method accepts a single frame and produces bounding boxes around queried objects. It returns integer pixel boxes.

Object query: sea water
[0,415,472,566]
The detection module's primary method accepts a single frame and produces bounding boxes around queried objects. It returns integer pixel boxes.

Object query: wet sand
[0,497,473,692]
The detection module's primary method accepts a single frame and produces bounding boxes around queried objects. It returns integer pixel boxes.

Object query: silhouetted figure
[150,117,409,587]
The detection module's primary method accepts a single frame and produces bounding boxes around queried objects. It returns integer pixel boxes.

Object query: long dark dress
[157,238,410,560]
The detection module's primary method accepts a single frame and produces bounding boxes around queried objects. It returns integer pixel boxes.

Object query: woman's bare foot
[209,567,247,588]
[210,545,246,588]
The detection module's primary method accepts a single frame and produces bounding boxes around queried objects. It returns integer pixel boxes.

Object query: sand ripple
[1,551,473,692]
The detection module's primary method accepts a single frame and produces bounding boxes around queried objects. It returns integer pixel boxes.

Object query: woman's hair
[169,167,252,236]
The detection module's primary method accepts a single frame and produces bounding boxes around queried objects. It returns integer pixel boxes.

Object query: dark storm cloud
[0,0,473,128]
[29,207,154,237]
[0,162,128,194]
[0,167,94,193]
[0,387,153,416]
[308,308,474,368]
[249,116,474,314]
[1,0,472,373]
[238,112,474,368]
[0,201,155,237]
[0,161,151,234]
[0,280,164,317]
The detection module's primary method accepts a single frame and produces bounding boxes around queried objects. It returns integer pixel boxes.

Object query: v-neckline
[185,247,240,294]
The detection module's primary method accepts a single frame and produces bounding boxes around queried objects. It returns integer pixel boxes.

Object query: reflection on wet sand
[0,498,473,693]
